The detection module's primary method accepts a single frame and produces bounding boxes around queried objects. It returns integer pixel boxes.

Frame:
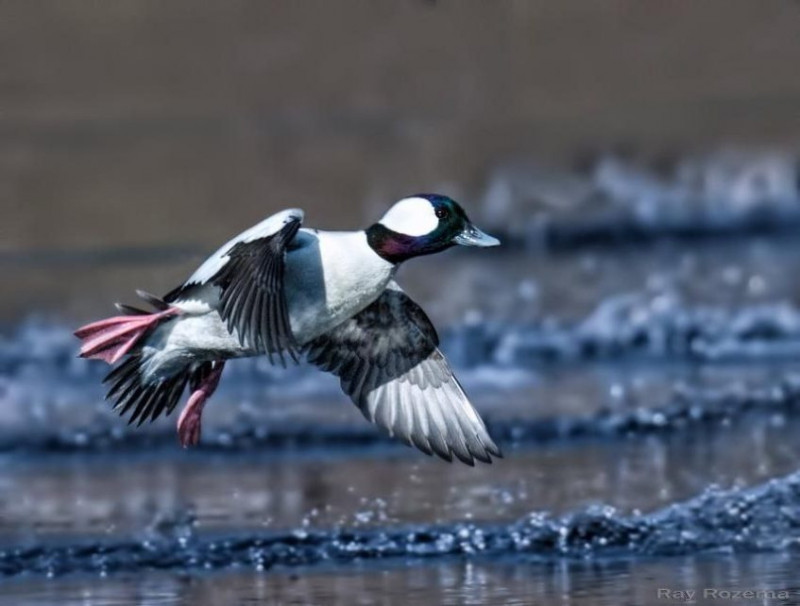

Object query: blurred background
[5,1,800,319]
[5,2,800,604]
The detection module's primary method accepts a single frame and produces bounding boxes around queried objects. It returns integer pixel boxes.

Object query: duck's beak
[452,223,501,248]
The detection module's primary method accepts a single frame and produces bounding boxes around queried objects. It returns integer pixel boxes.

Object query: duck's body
[145,222,396,374]
[76,195,502,465]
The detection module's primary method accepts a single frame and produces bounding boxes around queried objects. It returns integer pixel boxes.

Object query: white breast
[284,229,396,342]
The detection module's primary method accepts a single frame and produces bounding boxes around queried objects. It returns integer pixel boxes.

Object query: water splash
[3,470,800,577]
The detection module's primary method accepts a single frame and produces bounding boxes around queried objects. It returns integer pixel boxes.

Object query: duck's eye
[435,207,448,220]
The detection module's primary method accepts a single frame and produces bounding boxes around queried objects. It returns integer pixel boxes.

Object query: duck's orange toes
[75,308,178,365]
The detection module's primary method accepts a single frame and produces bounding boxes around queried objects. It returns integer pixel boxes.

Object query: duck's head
[366,194,500,264]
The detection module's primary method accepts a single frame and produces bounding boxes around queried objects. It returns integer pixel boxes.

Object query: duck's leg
[177,361,225,448]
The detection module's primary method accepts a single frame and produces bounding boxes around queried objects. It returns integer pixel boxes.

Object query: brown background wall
[3,0,800,252]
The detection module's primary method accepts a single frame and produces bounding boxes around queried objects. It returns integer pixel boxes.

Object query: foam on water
[1,379,798,454]
[481,149,800,247]
[7,293,800,385]
[8,289,800,385]
[5,289,800,452]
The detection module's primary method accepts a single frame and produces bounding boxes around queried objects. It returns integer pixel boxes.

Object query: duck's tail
[76,291,226,439]
[74,290,179,365]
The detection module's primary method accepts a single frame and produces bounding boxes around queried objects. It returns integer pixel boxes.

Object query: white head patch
[379,197,439,237]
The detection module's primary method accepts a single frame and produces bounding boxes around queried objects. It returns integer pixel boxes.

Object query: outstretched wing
[304,282,501,465]
[166,209,303,365]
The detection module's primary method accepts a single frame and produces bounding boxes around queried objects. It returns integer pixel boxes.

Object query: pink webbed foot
[75,307,179,364]
[177,362,225,448]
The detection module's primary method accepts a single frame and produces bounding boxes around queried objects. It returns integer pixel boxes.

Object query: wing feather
[164,209,303,365]
[214,214,300,362]
[305,283,501,465]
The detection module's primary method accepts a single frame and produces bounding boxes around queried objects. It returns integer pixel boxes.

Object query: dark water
[4,157,800,603]
[4,554,800,606]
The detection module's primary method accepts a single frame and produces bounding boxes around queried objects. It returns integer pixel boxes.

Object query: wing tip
[439,437,503,466]
[284,208,305,223]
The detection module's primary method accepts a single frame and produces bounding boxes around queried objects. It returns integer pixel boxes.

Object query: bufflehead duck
[75,194,502,465]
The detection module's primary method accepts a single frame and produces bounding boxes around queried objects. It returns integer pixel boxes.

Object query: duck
[75,194,502,465]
